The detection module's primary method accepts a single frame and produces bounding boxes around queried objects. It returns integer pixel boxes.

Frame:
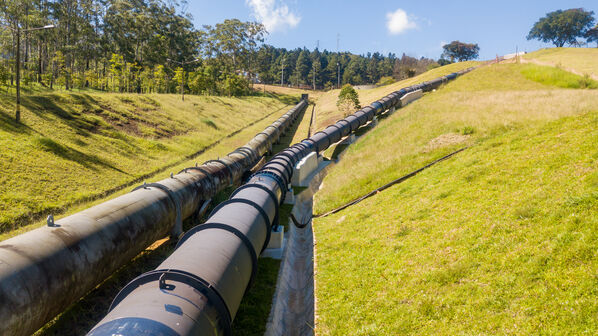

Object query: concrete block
[284,188,295,204]
[400,89,423,106]
[268,226,284,249]
[368,116,378,128]
[262,226,285,259]
[291,152,318,187]
[340,133,356,145]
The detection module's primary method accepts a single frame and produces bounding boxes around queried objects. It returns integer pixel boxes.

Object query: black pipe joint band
[259,166,289,191]
[251,171,286,205]
[207,198,272,253]
[179,223,259,289]
[108,268,233,336]
[230,183,280,233]
[203,159,234,186]
[178,166,217,193]
[132,182,182,238]
[269,156,293,177]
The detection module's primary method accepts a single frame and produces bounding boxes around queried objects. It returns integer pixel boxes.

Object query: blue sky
[187,1,598,60]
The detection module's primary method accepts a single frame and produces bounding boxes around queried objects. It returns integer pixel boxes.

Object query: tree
[337,84,360,117]
[294,49,310,86]
[441,41,479,62]
[527,8,595,47]
[586,25,598,47]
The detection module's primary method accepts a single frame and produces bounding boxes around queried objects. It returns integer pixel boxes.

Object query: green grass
[314,63,598,213]
[312,61,598,334]
[520,64,598,89]
[0,91,292,233]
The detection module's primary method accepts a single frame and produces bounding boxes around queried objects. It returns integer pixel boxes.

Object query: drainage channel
[263,89,426,336]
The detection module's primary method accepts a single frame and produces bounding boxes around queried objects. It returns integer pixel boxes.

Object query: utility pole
[337,33,341,89]
[312,40,319,90]
[281,57,285,86]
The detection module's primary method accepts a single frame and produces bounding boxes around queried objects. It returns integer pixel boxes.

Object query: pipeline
[88,68,475,336]
[0,99,308,336]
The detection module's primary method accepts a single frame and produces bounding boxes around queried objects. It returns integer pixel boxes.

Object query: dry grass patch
[523,47,598,78]
[312,61,480,131]
[424,133,470,152]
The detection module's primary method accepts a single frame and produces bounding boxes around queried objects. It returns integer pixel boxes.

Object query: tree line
[0,0,449,97]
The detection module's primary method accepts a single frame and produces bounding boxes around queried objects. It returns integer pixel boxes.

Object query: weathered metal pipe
[0,99,308,336]
[87,69,475,336]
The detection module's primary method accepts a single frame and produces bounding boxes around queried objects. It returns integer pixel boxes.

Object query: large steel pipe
[0,99,308,336]
[88,68,475,336]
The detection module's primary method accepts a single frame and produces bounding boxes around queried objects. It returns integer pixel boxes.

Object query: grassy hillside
[0,91,291,232]
[312,61,480,130]
[523,48,598,78]
[313,61,598,334]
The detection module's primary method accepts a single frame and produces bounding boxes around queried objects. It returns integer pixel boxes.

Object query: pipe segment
[88,68,475,336]
[0,99,308,336]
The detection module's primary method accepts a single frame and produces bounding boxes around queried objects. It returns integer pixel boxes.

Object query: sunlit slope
[523,47,598,78]
[0,92,290,232]
[315,63,598,213]
[313,62,598,334]
[313,61,480,130]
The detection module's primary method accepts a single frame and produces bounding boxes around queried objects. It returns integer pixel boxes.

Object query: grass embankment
[523,47,598,78]
[312,61,480,130]
[313,62,598,334]
[0,91,292,233]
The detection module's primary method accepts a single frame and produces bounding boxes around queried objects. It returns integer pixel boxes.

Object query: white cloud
[386,8,417,35]
[246,0,301,33]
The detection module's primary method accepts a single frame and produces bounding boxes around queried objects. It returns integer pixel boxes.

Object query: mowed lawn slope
[313,62,598,334]
[0,92,290,232]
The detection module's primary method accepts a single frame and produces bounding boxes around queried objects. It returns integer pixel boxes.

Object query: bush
[337,84,360,117]
[461,126,475,135]
[376,76,395,86]
[220,74,250,96]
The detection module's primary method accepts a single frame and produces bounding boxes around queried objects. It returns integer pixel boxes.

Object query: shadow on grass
[34,136,129,174]
[21,94,103,137]
[0,108,36,134]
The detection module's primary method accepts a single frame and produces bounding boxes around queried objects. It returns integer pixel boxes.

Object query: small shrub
[461,126,475,135]
[337,84,360,117]
[202,118,218,129]
[376,76,395,86]
[578,74,593,89]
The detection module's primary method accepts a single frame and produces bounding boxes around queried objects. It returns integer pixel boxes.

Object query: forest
[0,0,442,96]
